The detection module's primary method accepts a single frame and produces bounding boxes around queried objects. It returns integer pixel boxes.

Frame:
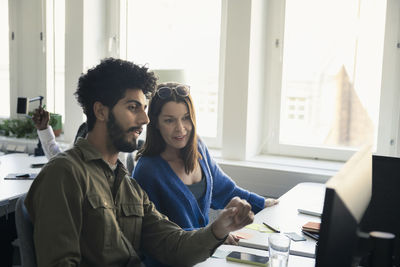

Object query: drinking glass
[268,233,291,267]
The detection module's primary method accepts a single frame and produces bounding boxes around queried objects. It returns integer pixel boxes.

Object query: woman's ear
[93,101,109,122]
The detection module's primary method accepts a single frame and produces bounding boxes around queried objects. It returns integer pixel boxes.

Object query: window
[0,0,10,118]
[124,0,222,141]
[45,0,66,121]
[265,0,388,160]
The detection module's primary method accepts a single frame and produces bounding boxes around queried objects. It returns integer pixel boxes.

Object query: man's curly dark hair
[74,58,157,131]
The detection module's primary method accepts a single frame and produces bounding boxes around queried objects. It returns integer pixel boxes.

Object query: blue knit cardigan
[132,139,265,230]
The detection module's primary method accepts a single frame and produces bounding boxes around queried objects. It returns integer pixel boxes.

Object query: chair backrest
[15,194,37,267]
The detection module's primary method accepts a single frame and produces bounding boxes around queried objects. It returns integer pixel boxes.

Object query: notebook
[302,221,320,233]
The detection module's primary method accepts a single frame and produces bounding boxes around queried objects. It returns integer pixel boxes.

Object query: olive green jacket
[25,138,222,267]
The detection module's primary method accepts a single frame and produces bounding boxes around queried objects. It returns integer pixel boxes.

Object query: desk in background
[0,153,46,267]
[0,153,47,216]
[238,182,325,258]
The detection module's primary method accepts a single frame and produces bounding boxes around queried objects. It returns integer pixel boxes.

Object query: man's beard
[107,112,138,153]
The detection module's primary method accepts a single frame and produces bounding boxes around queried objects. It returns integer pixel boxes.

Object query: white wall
[9,0,45,118]
[64,0,108,142]
[9,0,110,141]
[246,0,269,158]
[221,1,251,160]
[219,162,332,198]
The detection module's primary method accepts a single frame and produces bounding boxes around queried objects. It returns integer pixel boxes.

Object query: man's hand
[32,107,50,130]
[224,233,240,245]
[264,198,279,208]
[211,197,254,240]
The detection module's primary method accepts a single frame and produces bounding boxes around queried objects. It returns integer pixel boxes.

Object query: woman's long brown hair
[137,82,201,174]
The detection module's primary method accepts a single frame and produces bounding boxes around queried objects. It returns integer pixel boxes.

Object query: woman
[133,82,278,244]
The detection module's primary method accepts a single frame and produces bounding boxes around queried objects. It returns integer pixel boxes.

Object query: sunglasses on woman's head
[156,85,190,99]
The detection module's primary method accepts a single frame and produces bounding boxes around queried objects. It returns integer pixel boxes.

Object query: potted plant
[0,113,62,139]
[0,117,37,138]
[50,113,62,137]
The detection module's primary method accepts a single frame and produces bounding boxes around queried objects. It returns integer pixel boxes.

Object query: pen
[16,173,30,178]
[263,222,280,233]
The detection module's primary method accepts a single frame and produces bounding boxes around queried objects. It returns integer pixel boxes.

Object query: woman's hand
[264,198,279,208]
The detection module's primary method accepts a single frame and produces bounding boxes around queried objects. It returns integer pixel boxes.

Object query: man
[32,107,89,157]
[32,107,87,159]
[25,58,254,267]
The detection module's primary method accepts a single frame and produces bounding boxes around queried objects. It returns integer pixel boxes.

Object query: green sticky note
[244,223,274,233]
[245,223,262,231]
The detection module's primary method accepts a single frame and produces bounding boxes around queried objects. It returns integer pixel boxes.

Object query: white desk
[238,182,325,258]
[0,153,47,216]
[195,245,315,267]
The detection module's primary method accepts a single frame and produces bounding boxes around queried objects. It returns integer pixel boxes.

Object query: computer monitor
[316,146,372,267]
[360,154,400,266]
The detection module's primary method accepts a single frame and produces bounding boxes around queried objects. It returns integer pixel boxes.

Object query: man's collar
[75,138,106,162]
[75,138,127,173]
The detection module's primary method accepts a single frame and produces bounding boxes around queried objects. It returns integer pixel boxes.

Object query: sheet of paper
[245,223,274,233]
[211,249,232,258]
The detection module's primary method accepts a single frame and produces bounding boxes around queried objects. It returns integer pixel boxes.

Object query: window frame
[261,0,400,161]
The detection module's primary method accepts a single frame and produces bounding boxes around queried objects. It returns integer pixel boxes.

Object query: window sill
[210,149,344,176]
[0,135,70,154]
[209,149,344,198]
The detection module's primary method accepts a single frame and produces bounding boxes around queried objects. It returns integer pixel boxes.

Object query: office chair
[15,194,37,267]
[126,139,144,175]
[73,122,88,144]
